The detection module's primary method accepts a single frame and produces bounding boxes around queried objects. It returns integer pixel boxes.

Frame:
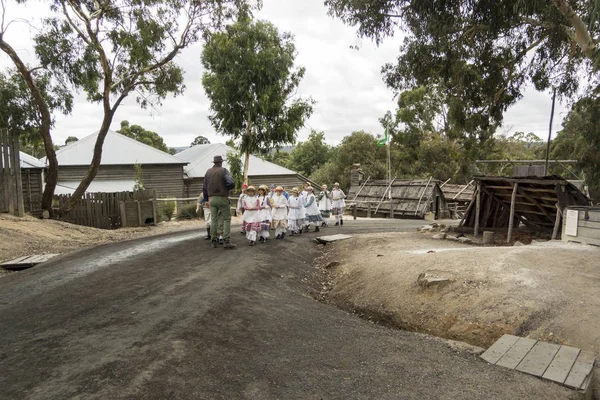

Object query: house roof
[43,130,187,166]
[348,179,446,217]
[0,149,45,169]
[19,151,45,169]
[177,143,298,178]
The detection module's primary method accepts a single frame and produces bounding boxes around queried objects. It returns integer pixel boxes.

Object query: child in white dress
[287,188,303,235]
[241,186,260,246]
[317,184,331,227]
[271,186,288,239]
[330,182,346,226]
[257,185,272,243]
[304,186,323,232]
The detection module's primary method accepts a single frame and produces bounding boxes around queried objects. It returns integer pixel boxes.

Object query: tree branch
[552,0,597,58]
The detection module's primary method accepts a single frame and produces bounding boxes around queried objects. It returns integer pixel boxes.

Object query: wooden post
[390,205,394,219]
[137,200,142,226]
[474,183,481,237]
[415,176,433,216]
[353,204,357,220]
[11,133,25,217]
[152,199,157,226]
[2,129,15,215]
[507,183,519,243]
[552,205,562,240]
[25,169,32,212]
[367,202,372,218]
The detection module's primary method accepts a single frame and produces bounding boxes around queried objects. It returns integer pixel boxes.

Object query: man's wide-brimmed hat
[213,155,225,163]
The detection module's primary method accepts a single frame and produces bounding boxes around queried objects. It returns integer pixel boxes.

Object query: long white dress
[242,195,260,241]
[257,195,272,239]
[304,193,323,225]
[271,193,288,236]
[287,195,303,233]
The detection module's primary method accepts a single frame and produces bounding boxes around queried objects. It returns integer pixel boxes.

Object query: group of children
[237,182,346,246]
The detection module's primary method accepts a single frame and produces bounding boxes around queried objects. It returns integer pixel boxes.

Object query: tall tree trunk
[243,150,250,184]
[552,0,597,58]
[0,38,57,216]
[60,112,116,212]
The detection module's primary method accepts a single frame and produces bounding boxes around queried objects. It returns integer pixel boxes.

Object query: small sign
[565,210,579,237]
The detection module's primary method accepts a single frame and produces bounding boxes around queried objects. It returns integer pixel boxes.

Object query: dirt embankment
[315,231,600,393]
[0,213,241,278]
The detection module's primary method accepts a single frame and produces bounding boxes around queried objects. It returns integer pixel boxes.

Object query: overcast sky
[1,0,568,148]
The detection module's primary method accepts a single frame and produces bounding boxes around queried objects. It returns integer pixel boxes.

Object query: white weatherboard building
[177,143,315,198]
[44,130,188,197]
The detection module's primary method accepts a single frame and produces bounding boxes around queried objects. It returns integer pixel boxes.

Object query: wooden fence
[55,189,156,229]
[0,128,25,216]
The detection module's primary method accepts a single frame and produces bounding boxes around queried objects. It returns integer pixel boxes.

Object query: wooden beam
[507,183,519,243]
[552,205,562,240]
[517,187,554,220]
[374,177,396,214]
[459,197,475,227]
[522,188,558,194]
[414,176,432,216]
[474,183,481,236]
[478,177,566,185]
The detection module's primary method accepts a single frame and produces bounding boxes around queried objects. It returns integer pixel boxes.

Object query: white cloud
[0,0,572,150]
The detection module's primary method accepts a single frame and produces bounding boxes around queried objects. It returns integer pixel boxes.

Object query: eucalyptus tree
[2,0,251,213]
[201,15,314,183]
[326,0,600,139]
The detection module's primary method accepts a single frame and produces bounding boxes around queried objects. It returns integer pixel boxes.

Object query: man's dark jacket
[203,165,235,200]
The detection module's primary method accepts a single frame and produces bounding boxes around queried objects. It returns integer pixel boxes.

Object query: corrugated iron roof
[54,179,135,195]
[19,152,45,169]
[178,143,298,178]
[42,130,187,166]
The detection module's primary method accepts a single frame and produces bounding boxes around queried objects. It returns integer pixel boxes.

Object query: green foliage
[177,204,200,220]
[133,164,145,191]
[326,0,599,132]
[161,201,176,221]
[201,14,314,180]
[191,136,210,146]
[118,120,171,154]
[551,96,600,196]
[227,150,244,192]
[264,150,291,169]
[0,69,73,158]
[287,131,332,176]
[65,136,78,145]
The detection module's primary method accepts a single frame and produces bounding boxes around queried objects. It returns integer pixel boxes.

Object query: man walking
[203,155,236,249]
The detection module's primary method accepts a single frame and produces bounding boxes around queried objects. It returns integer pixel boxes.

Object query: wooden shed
[44,130,188,198]
[20,152,45,212]
[177,143,316,198]
[460,176,591,241]
[348,179,449,219]
[440,181,475,219]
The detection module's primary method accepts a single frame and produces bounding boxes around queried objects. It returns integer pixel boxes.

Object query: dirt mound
[316,231,600,394]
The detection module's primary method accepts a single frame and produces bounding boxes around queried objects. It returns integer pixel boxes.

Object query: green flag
[377,127,388,146]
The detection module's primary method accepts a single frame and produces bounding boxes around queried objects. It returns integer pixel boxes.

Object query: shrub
[177,204,200,220]
[161,200,176,221]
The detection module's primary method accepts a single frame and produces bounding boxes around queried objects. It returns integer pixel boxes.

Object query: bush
[161,200,176,221]
[177,204,200,220]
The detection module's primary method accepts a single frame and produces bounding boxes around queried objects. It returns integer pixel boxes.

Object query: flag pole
[387,126,392,200]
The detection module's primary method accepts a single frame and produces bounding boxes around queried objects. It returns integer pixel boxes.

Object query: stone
[458,237,472,244]
[432,233,447,240]
[42,210,50,219]
[417,273,452,289]
[513,241,525,246]
[440,227,449,233]
[446,235,458,241]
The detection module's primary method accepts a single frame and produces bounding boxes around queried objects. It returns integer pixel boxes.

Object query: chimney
[350,163,363,188]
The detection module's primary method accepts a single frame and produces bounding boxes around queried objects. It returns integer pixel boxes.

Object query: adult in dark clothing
[203,155,236,249]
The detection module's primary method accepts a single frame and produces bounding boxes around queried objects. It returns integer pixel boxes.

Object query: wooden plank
[474,184,481,236]
[0,255,32,265]
[515,341,560,377]
[315,234,352,244]
[496,337,537,369]
[564,351,595,389]
[542,345,580,384]
[507,183,518,243]
[480,334,520,364]
[25,254,59,264]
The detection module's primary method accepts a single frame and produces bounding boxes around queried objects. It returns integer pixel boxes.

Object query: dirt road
[0,220,574,399]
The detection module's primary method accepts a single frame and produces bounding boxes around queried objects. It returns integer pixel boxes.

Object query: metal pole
[545,89,556,175]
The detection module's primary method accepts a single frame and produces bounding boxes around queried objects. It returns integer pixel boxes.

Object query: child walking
[237,183,249,235]
[330,182,346,226]
[271,186,288,239]
[241,186,260,246]
[257,185,272,243]
[304,186,323,232]
[317,184,331,227]
[287,188,303,235]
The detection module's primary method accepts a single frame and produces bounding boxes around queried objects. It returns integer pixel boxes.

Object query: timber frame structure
[460,176,590,242]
